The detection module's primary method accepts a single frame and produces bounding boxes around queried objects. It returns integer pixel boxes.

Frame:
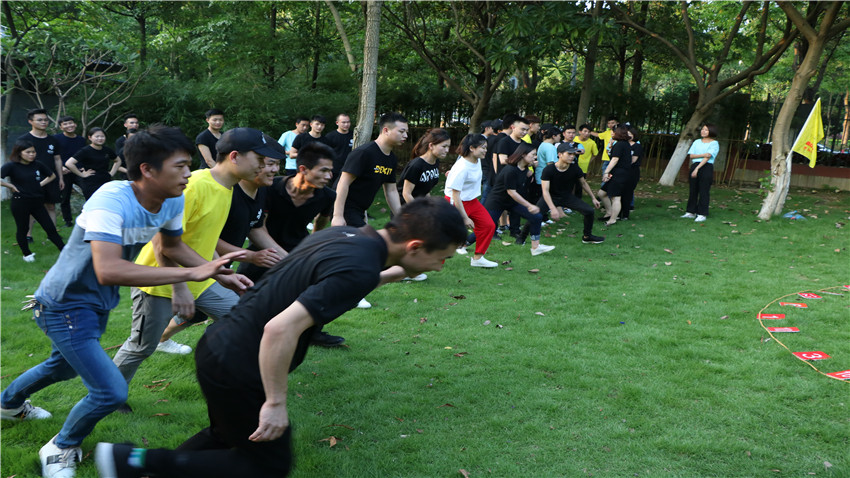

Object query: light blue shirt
[278,130,298,170]
[535,142,558,184]
[687,139,719,164]
[35,181,184,312]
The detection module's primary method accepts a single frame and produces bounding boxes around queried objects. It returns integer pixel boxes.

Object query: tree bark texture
[353,0,381,149]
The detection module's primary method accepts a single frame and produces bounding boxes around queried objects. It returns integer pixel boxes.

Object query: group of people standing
[1,106,720,478]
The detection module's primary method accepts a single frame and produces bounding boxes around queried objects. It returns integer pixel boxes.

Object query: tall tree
[353,0,381,149]
[575,1,603,127]
[758,1,850,219]
[612,2,798,186]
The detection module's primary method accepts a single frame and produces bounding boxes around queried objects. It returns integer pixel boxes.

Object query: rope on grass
[757,285,849,383]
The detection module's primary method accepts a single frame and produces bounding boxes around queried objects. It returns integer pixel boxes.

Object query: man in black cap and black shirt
[95,198,467,478]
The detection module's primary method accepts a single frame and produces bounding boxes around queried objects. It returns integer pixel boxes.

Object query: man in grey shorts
[112,129,286,403]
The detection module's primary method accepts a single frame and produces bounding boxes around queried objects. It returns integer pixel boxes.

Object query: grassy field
[1,182,848,477]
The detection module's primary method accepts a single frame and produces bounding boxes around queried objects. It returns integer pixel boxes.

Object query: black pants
[60,174,77,224]
[619,169,640,219]
[142,335,293,477]
[686,163,713,216]
[537,194,595,237]
[10,198,64,256]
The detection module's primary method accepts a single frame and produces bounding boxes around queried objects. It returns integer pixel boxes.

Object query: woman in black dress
[64,127,121,199]
[596,125,633,226]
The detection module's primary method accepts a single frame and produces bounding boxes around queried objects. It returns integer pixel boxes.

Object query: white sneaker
[694,215,707,222]
[357,298,372,309]
[681,212,696,219]
[531,244,555,256]
[455,245,468,255]
[470,256,498,268]
[563,208,573,214]
[39,435,82,478]
[402,274,428,281]
[543,219,554,225]
[23,253,36,263]
[306,223,314,231]
[156,339,192,355]
[1,399,52,420]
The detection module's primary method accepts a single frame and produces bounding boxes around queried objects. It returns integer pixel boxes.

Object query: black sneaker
[596,216,610,223]
[582,234,605,244]
[114,403,133,414]
[95,442,142,478]
[310,331,345,347]
[26,236,34,243]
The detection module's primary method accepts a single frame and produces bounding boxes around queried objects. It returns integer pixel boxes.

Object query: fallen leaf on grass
[664,248,674,254]
[664,262,672,266]
[319,436,338,447]
[453,352,468,357]
[528,269,540,273]
[483,320,491,325]
[151,413,171,417]
[451,294,466,300]
[326,424,355,430]
[504,267,513,271]
[825,461,833,470]
[535,312,545,316]
[720,315,729,320]
[687,320,692,325]
[420,317,427,324]
[438,403,455,408]
[460,469,471,478]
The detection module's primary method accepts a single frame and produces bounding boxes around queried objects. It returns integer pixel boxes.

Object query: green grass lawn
[2,182,848,477]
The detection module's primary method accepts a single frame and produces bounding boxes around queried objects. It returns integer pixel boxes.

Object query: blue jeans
[0,304,127,448]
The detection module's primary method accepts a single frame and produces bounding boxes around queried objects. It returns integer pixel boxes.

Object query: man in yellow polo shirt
[113,128,286,391]
[574,123,600,175]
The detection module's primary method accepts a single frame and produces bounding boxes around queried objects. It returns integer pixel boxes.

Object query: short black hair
[124,125,194,181]
[606,115,619,123]
[563,124,576,131]
[297,142,334,170]
[310,115,326,124]
[124,113,139,121]
[385,197,467,252]
[628,125,641,142]
[501,113,519,130]
[578,123,593,132]
[379,112,408,131]
[205,109,224,119]
[57,115,75,124]
[27,108,48,121]
[505,142,535,166]
[295,116,310,124]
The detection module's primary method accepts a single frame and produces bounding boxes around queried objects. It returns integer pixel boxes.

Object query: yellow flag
[791,98,824,168]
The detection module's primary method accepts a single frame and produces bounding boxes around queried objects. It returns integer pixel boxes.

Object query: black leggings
[10,198,65,256]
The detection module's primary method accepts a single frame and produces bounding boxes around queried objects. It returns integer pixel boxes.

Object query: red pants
[446,196,494,255]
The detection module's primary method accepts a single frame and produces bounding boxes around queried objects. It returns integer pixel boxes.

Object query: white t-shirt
[444,157,482,202]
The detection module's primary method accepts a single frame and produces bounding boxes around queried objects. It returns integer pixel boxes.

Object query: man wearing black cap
[112,128,287,389]
[538,144,605,244]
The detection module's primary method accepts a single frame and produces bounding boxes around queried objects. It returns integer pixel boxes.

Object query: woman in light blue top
[681,124,719,222]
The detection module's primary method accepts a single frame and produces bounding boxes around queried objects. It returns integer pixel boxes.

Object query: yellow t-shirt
[574,138,599,173]
[598,129,613,162]
[136,169,233,299]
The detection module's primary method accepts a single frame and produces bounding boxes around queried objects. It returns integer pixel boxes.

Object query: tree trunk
[268,5,277,86]
[628,2,649,97]
[658,102,714,186]
[841,89,849,150]
[310,3,321,89]
[576,1,601,127]
[758,41,827,219]
[353,0,381,149]
[137,14,147,63]
[325,0,357,73]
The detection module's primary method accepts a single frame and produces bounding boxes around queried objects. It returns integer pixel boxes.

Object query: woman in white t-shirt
[444,134,497,268]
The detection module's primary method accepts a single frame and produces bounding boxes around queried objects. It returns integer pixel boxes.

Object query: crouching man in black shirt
[95,197,467,478]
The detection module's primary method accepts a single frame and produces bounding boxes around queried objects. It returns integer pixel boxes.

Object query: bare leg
[606,197,621,226]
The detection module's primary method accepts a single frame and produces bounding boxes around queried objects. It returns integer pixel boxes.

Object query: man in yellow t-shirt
[574,123,600,176]
[591,115,618,180]
[113,128,286,387]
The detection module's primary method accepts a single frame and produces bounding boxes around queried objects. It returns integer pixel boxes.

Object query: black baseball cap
[557,142,580,154]
[217,127,286,160]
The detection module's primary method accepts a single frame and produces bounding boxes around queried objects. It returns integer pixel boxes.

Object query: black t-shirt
[1,161,51,200]
[291,132,329,154]
[73,145,117,187]
[324,130,353,177]
[495,135,522,174]
[630,142,644,169]
[195,129,220,169]
[260,176,335,252]
[609,141,633,174]
[18,133,60,174]
[219,183,267,247]
[480,134,497,183]
[203,225,388,386]
[340,141,397,214]
[237,175,336,280]
[396,157,440,202]
[52,133,87,162]
[484,164,528,211]
[541,162,584,202]
[115,135,127,157]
